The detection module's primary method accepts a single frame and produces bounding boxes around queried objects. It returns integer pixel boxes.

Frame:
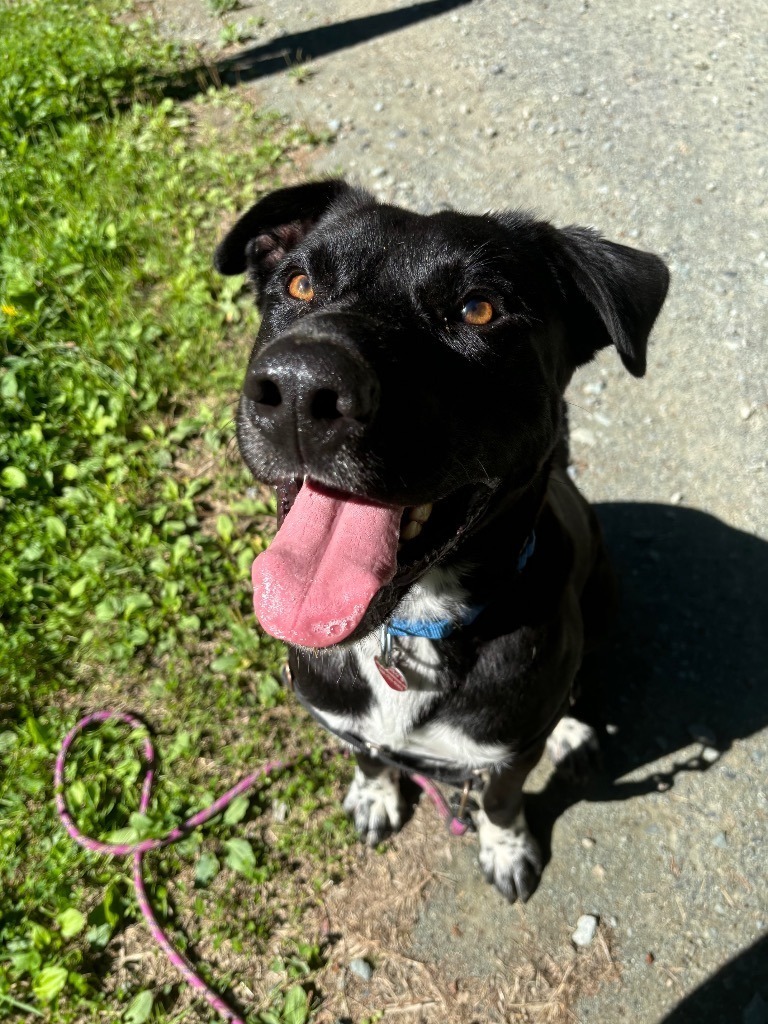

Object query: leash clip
[450,779,477,832]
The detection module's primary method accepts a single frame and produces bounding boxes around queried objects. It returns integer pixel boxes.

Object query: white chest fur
[321,567,511,771]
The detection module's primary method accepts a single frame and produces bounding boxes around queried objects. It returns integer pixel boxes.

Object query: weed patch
[0,2,348,1020]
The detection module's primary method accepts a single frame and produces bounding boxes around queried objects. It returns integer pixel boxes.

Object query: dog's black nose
[243,337,379,458]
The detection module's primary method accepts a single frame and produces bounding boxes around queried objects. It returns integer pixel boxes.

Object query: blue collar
[385,530,536,641]
[387,602,484,640]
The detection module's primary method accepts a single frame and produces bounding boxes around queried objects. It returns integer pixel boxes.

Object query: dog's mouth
[250,478,488,648]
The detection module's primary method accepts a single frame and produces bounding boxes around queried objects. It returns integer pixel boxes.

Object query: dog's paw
[477,812,543,903]
[343,766,405,846]
[546,715,601,783]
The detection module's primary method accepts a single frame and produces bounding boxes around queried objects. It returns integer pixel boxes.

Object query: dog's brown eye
[461,298,494,325]
[287,273,314,301]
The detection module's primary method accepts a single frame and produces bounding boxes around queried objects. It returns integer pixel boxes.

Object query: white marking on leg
[476,807,542,903]
[342,766,405,845]
[546,715,600,767]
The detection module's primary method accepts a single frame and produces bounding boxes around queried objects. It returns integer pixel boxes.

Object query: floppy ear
[213,179,358,294]
[551,226,669,377]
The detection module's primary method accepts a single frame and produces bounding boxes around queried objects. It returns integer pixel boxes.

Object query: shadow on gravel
[657,932,768,1024]
[161,0,473,96]
[589,502,766,779]
[528,503,768,857]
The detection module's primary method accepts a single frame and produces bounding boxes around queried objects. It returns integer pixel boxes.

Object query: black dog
[215,180,669,902]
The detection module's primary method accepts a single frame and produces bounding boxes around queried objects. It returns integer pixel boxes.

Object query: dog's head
[215,180,668,649]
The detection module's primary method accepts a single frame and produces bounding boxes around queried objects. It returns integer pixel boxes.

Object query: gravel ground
[152,1,767,1020]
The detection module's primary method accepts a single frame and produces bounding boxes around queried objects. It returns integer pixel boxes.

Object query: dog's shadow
[526,501,768,860]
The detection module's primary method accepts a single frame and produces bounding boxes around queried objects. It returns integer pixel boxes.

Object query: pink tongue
[252,481,402,648]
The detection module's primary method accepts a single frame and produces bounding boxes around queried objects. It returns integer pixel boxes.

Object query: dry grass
[306,807,620,1024]
[93,780,621,1024]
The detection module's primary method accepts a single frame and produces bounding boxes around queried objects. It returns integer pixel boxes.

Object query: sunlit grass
[0,2,349,1020]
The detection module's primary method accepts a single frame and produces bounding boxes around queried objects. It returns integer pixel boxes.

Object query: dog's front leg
[343,750,406,847]
[477,746,545,903]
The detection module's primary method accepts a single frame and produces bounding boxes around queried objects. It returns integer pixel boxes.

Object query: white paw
[477,810,542,903]
[546,715,601,782]
[342,766,405,846]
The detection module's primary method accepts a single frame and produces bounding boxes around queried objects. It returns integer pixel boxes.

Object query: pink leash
[55,710,469,1022]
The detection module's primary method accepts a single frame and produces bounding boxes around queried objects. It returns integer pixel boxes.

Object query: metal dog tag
[374,656,408,692]
[376,627,408,690]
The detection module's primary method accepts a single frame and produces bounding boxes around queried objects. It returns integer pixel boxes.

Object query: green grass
[207,0,241,16]
[0,2,354,1021]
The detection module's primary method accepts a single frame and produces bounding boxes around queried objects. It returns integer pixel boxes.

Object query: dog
[214,180,669,902]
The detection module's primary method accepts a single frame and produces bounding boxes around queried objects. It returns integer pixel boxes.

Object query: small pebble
[370,166,386,178]
[582,380,606,395]
[373,101,384,112]
[572,914,599,947]
[581,836,596,849]
[670,491,683,504]
[327,119,341,132]
[572,427,596,446]
[702,745,720,764]
[349,958,373,981]
[712,831,728,849]
[489,63,505,74]
[592,863,607,881]
[740,403,755,420]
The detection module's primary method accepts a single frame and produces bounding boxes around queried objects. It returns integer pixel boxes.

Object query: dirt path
[150,1,768,1020]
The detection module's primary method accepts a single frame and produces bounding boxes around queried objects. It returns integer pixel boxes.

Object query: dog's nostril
[310,388,343,421]
[253,378,281,407]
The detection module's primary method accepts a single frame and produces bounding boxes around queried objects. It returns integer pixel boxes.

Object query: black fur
[216,180,669,900]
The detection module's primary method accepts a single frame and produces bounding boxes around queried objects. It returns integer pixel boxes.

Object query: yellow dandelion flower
[2,303,20,317]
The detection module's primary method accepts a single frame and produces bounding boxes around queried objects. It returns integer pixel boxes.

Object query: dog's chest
[349,631,443,745]
[318,569,510,770]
